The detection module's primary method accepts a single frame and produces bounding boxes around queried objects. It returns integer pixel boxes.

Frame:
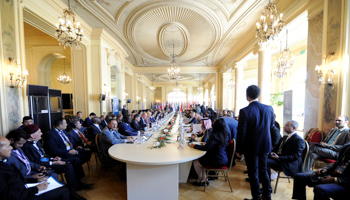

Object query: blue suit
[99,127,127,164]
[237,101,275,199]
[221,117,238,140]
[8,149,42,180]
[119,122,139,136]
[139,117,147,129]
[83,117,92,127]
[201,105,206,116]
[150,117,156,123]
[188,117,197,124]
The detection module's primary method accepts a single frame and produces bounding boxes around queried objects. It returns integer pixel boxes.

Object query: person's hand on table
[191,134,196,140]
[127,137,134,142]
[190,143,195,148]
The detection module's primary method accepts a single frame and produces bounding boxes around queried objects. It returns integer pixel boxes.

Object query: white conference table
[109,114,206,200]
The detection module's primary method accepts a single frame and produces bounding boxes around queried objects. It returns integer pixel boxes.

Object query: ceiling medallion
[55,0,83,49]
[168,44,180,80]
[255,0,284,48]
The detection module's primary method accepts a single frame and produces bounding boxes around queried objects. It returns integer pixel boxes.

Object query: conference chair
[273,140,309,193]
[203,139,236,192]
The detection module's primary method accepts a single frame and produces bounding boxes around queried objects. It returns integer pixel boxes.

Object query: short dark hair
[124,114,132,122]
[77,111,82,115]
[134,114,140,119]
[71,120,80,128]
[89,112,96,116]
[92,116,100,123]
[246,85,261,99]
[71,115,79,121]
[53,118,65,127]
[6,129,29,142]
[107,118,117,124]
[22,116,32,123]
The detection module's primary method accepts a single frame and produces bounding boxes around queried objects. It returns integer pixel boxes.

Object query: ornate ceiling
[73,0,267,69]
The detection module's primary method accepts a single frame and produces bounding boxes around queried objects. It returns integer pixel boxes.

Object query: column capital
[235,62,248,69]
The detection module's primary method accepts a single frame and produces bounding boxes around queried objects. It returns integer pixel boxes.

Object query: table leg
[127,163,179,200]
[179,161,192,183]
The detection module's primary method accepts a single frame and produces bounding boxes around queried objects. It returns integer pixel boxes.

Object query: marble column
[258,47,272,105]
[234,62,246,115]
[303,12,323,134]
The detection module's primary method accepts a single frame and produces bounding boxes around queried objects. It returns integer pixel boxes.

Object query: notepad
[192,124,202,133]
[25,176,64,196]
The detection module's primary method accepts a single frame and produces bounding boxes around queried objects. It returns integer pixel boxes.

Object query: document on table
[192,124,202,133]
[25,176,64,196]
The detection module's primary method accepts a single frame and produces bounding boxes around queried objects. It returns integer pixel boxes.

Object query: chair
[273,140,309,193]
[309,130,324,144]
[95,134,115,178]
[203,139,236,192]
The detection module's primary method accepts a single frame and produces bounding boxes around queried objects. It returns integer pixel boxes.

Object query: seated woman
[190,118,230,186]
[191,118,212,142]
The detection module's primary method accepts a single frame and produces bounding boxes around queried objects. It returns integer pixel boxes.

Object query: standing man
[237,85,275,200]
[83,112,96,127]
[122,105,128,116]
[77,111,84,125]
[201,102,206,117]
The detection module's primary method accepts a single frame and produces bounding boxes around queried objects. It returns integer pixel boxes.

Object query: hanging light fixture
[57,58,71,84]
[150,74,156,92]
[55,0,83,49]
[227,78,234,89]
[274,29,294,79]
[167,44,180,80]
[173,82,181,91]
[197,74,203,93]
[255,0,284,48]
[315,52,337,85]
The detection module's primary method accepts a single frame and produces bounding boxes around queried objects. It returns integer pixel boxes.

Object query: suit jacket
[22,140,50,166]
[100,120,108,129]
[78,118,84,125]
[69,129,86,147]
[322,128,350,152]
[271,133,305,176]
[271,125,281,148]
[0,162,39,199]
[221,117,238,140]
[131,120,144,131]
[122,109,128,116]
[237,101,275,154]
[99,127,127,164]
[119,122,139,136]
[139,117,147,128]
[188,117,197,124]
[83,117,92,127]
[44,128,76,157]
[201,105,206,116]
[325,143,350,186]
[8,149,41,180]
[88,124,103,142]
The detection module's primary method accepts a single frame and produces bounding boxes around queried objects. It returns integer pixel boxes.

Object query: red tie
[78,131,90,145]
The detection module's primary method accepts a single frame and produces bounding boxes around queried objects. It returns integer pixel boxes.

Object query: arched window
[167,91,187,103]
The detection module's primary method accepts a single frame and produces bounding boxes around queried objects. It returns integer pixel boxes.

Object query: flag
[151,102,153,109]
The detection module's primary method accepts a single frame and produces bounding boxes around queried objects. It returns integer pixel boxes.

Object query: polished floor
[75,157,314,200]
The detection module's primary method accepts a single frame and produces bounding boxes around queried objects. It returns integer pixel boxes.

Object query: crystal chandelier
[173,82,181,91]
[150,85,155,92]
[197,74,203,93]
[57,59,71,84]
[255,0,284,48]
[55,0,83,49]
[168,44,180,80]
[274,30,294,79]
[227,79,234,89]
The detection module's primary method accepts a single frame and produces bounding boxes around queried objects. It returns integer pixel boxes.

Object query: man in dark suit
[139,112,147,129]
[77,111,84,125]
[0,137,70,200]
[267,120,305,178]
[22,125,91,200]
[119,114,139,136]
[100,115,108,129]
[87,116,103,142]
[83,112,96,127]
[131,114,144,131]
[44,118,91,179]
[221,116,238,140]
[237,85,275,200]
[17,116,33,130]
[201,102,206,117]
[292,143,350,199]
[122,105,128,116]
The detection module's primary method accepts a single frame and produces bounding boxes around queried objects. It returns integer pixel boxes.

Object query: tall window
[167,91,186,103]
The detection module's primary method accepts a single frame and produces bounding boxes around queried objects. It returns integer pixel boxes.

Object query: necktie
[58,130,73,149]
[278,136,288,154]
[328,129,340,145]
[33,142,44,157]
[113,130,121,139]
[78,131,90,144]
[14,150,31,175]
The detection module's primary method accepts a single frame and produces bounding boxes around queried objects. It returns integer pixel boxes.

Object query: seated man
[119,114,139,136]
[292,143,350,200]
[87,116,103,142]
[6,130,57,181]
[100,115,108,129]
[22,124,91,200]
[82,112,96,127]
[186,112,197,124]
[0,137,70,200]
[267,120,305,178]
[99,119,134,165]
[139,112,148,129]
[69,120,92,147]
[18,116,33,130]
[44,118,91,177]
[304,115,350,172]
[131,114,144,131]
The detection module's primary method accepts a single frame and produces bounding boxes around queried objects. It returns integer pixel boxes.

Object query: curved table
[109,116,205,200]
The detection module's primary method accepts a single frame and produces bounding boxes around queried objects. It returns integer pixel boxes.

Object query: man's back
[237,101,274,154]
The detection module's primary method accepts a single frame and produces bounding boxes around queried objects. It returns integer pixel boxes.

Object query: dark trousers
[267,158,282,178]
[292,173,350,200]
[51,163,78,191]
[245,153,272,200]
[62,156,85,179]
[29,187,70,200]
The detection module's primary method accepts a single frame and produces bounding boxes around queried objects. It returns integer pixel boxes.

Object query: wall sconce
[8,58,28,88]
[315,52,337,86]
[144,98,147,102]
[136,96,140,104]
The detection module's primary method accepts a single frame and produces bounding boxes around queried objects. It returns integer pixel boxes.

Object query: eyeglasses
[335,120,343,122]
